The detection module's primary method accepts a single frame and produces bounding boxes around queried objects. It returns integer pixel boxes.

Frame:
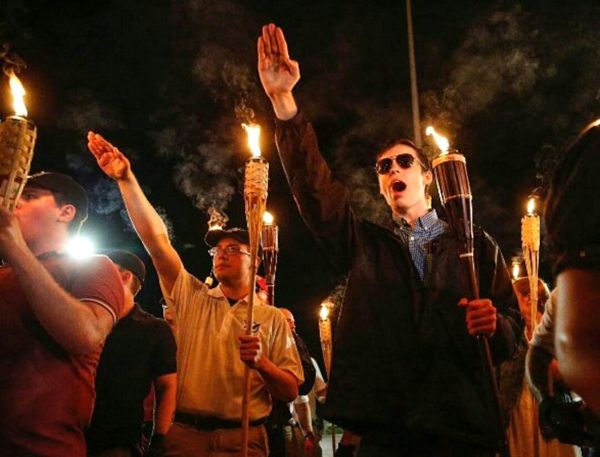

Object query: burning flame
[425,126,450,155]
[8,70,28,117]
[319,303,330,320]
[527,197,536,216]
[263,211,274,225]
[512,259,521,280]
[242,123,261,158]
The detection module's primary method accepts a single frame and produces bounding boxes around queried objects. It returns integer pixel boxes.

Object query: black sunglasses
[374,153,426,175]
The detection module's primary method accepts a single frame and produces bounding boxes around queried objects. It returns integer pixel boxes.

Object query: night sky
[1,0,599,359]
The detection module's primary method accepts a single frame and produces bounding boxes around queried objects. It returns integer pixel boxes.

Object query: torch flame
[527,197,536,215]
[512,259,521,280]
[319,303,330,320]
[8,70,28,117]
[425,126,450,155]
[263,211,274,225]
[242,123,261,158]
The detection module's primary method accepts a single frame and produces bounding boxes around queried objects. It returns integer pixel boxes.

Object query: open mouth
[392,181,407,192]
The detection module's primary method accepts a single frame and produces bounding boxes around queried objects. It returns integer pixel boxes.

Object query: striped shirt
[393,209,448,281]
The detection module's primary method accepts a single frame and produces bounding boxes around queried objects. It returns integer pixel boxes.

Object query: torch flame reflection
[8,70,28,117]
[425,126,450,155]
[527,198,536,215]
[319,303,330,320]
[242,123,261,158]
[263,211,274,225]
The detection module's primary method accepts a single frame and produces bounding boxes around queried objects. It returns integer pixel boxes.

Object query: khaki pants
[164,421,269,457]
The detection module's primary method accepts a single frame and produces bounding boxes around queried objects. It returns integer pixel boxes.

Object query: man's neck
[27,234,67,257]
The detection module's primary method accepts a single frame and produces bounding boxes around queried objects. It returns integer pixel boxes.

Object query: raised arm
[258,24,358,273]
[87,132,182,293]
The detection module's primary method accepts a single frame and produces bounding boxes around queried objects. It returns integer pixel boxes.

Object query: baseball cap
[26,171,89,224]
[105,250,146,284]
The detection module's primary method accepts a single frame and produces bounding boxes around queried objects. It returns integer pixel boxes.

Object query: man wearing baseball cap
[86,250,177,457]
[0,171,125,456]
[88,133,303,457]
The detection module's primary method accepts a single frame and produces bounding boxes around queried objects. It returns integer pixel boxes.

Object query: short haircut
[374,138,431,171]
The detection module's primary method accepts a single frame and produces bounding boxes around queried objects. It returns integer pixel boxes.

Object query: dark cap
[204,227,250,248]
[512,277,551,310]
[26,172,89,224]
[106,250,146,284]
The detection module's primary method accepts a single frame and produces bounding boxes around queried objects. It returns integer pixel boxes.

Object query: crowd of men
[0,23,598,457]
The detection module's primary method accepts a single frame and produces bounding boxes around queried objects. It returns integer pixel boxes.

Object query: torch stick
[521,198,540,340]
[261,212,278,306]
[0,69,36,211]
[431,147,510,457]
[241,124,268,457]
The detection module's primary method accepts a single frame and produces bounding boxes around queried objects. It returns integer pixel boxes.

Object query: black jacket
[275,112,524,449]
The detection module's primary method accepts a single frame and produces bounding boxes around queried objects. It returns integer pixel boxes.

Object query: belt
[175,412,267,431]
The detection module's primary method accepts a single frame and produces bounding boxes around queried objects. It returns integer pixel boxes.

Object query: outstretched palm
[258,24,300,98]
[87,132,131,180]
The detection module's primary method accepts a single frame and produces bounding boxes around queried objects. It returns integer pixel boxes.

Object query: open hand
[87,132,131,181]
[258,24,300,100]
[458,298,497,337]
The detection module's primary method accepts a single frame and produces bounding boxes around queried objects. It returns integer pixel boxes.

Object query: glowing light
[425,126,450,155]
[207,207,227,231]
[263,211,274,225]
[242,123,261,158]
[512,259,521,280]
[527,197,536,216]
[8,70,28,117]
[319,303,330,320]
[65,236,95,259]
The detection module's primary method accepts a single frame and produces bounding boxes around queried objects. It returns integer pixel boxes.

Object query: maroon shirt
[0,252,125,457]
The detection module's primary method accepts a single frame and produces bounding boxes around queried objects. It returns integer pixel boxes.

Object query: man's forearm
[154,374,177,434]
[526,345,555,402]
[117,173,170,256]
[270,92,298,121]
[294,401,313,434]
[257,356,299,402]
[9,245,112,354]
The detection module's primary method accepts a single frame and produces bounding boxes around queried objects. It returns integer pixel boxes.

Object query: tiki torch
[521,197,540,339]
[0,69,36,210]
[318,300,336,450]
[427,126,509,457]
[241,123,268,457]
[261,211,278,306]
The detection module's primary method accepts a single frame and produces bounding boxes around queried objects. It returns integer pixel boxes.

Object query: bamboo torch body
[432,151,509,457]
[241,125,269,457]
[521,200,540,338]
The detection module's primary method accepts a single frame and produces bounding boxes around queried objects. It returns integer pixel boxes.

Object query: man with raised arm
[0,172,125,457]
[87,133,303,457]
[257,23,523,456]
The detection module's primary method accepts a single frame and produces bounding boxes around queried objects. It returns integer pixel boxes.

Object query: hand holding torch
[427,126,509,457]
[0,69,36,211]
[241,123,268,457]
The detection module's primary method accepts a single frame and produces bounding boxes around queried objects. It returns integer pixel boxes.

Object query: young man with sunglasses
[87,133,303,457]
[258,23,523,457]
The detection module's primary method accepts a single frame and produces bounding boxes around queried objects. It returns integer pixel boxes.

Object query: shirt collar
[393,209,440,232]
[206,283,263,307]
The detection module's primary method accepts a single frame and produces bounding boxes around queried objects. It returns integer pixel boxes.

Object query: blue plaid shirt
[393,209,448,281]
